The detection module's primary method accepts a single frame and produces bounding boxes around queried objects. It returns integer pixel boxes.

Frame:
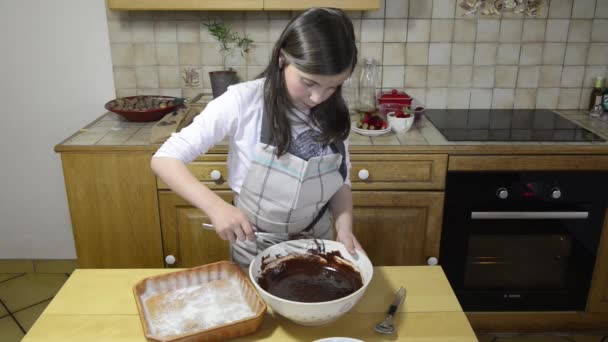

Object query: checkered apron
[231,112,347,267]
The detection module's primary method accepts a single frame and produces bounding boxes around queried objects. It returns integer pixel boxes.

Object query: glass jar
[341,65,359,113]
[357,58,377,112]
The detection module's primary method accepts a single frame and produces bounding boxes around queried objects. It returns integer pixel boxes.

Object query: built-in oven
[439,171,608,311]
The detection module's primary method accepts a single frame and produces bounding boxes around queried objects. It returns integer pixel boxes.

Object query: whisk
[201,223,314,245]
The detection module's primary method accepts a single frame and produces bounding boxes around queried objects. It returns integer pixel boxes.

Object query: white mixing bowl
[248,239,373,326]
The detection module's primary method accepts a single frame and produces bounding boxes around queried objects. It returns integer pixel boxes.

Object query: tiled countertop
[55,109,608,154]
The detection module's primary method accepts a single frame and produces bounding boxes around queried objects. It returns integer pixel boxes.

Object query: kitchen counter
[22,266,478,341]
[55,109,608,155]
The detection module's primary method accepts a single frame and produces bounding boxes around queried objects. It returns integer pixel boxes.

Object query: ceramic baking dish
[133,261,266,342]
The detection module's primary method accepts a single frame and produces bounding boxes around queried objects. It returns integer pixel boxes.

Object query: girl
[151,7,363,267]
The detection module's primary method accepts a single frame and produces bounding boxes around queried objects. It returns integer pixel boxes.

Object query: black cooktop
[424,109,605,142]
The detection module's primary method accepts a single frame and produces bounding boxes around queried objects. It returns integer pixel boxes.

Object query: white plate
[352,122,391,137]
[314,338,365,342]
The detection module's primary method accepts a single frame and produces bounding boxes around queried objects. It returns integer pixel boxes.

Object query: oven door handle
[471,211,589,219]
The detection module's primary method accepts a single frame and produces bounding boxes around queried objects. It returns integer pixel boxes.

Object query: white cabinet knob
[210,170,222,180]
[427,257,438,266]
[357,169,370,180]
[165,255,176,265]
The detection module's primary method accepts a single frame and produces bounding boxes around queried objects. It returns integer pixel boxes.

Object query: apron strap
[303,202,329,232]
[260,109,273,145]
[331,138,347,181]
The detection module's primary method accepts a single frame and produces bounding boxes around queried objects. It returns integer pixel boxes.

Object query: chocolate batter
[257,250,363,303]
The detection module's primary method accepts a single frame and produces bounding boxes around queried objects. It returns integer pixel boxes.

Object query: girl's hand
[208,202,255,243]
[336,227,365,256]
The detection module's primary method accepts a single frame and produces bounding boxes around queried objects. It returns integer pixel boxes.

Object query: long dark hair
[260,8,357,156]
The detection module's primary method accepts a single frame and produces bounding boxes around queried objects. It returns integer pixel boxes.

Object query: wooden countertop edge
[54,143,608,154]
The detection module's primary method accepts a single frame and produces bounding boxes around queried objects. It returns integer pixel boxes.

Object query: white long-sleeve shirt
[154,78,351,193]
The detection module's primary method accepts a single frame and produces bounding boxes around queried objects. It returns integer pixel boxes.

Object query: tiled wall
[107,0,608,109]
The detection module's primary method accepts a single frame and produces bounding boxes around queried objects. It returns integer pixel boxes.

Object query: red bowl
[104,96,183,122]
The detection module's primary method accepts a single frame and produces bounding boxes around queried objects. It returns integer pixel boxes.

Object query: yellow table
[23,266,478,341]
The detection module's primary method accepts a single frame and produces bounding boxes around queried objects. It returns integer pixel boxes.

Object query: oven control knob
[496,187,509,199]
[551,188,562,199]
[427,257,438,266]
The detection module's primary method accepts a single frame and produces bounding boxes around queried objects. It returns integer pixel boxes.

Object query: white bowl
[387,112,414,133]
[249,240,373,326]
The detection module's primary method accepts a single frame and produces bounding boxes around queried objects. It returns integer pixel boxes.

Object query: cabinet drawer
[350,154,447,190]
[156,156,230,190]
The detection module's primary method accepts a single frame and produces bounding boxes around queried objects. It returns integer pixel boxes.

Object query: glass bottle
[589,76,604,111]
[341,65,359,113]
[603,78,608,113]
[357,58,377,112]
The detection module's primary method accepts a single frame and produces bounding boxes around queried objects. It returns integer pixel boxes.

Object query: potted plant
[204,21,254,98]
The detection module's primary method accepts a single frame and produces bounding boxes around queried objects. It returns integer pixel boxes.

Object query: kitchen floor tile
[33,260,76,274]
[13,299,51,332]
[0,316,24,342]
[0,274,23,283]
[0,260,34,273]
[0,273,67,312]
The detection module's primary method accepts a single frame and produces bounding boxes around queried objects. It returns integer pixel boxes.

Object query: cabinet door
[158,191,232,268]
[352,191,444,266]
[587,210,608,312]
[61,153,163,268]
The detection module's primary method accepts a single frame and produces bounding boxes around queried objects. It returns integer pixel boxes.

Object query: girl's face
[283,64,351,112]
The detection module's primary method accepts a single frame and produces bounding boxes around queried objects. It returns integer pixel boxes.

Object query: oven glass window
[464,234,572,289]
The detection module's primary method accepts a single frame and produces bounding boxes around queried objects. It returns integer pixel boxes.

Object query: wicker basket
[133,261,266,342]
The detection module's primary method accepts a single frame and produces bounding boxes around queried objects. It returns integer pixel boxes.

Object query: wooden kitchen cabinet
[60,152,164,268]
[107,0,379,10]
[155,153,447,267]
[350,154,447,190]
[157,190,445,268]
[352,191,444,266]
[348,154,446,265]
[158,191,232,268]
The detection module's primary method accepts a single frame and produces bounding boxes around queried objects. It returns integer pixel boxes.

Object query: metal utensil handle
[201,223,291,240]
[387,287,406,315]
[471,211,589,220]
[387,304,398,316]
[187,92,204,103]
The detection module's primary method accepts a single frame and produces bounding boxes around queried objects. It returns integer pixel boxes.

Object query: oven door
[440,172,607,312]
[450,214,595,311]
